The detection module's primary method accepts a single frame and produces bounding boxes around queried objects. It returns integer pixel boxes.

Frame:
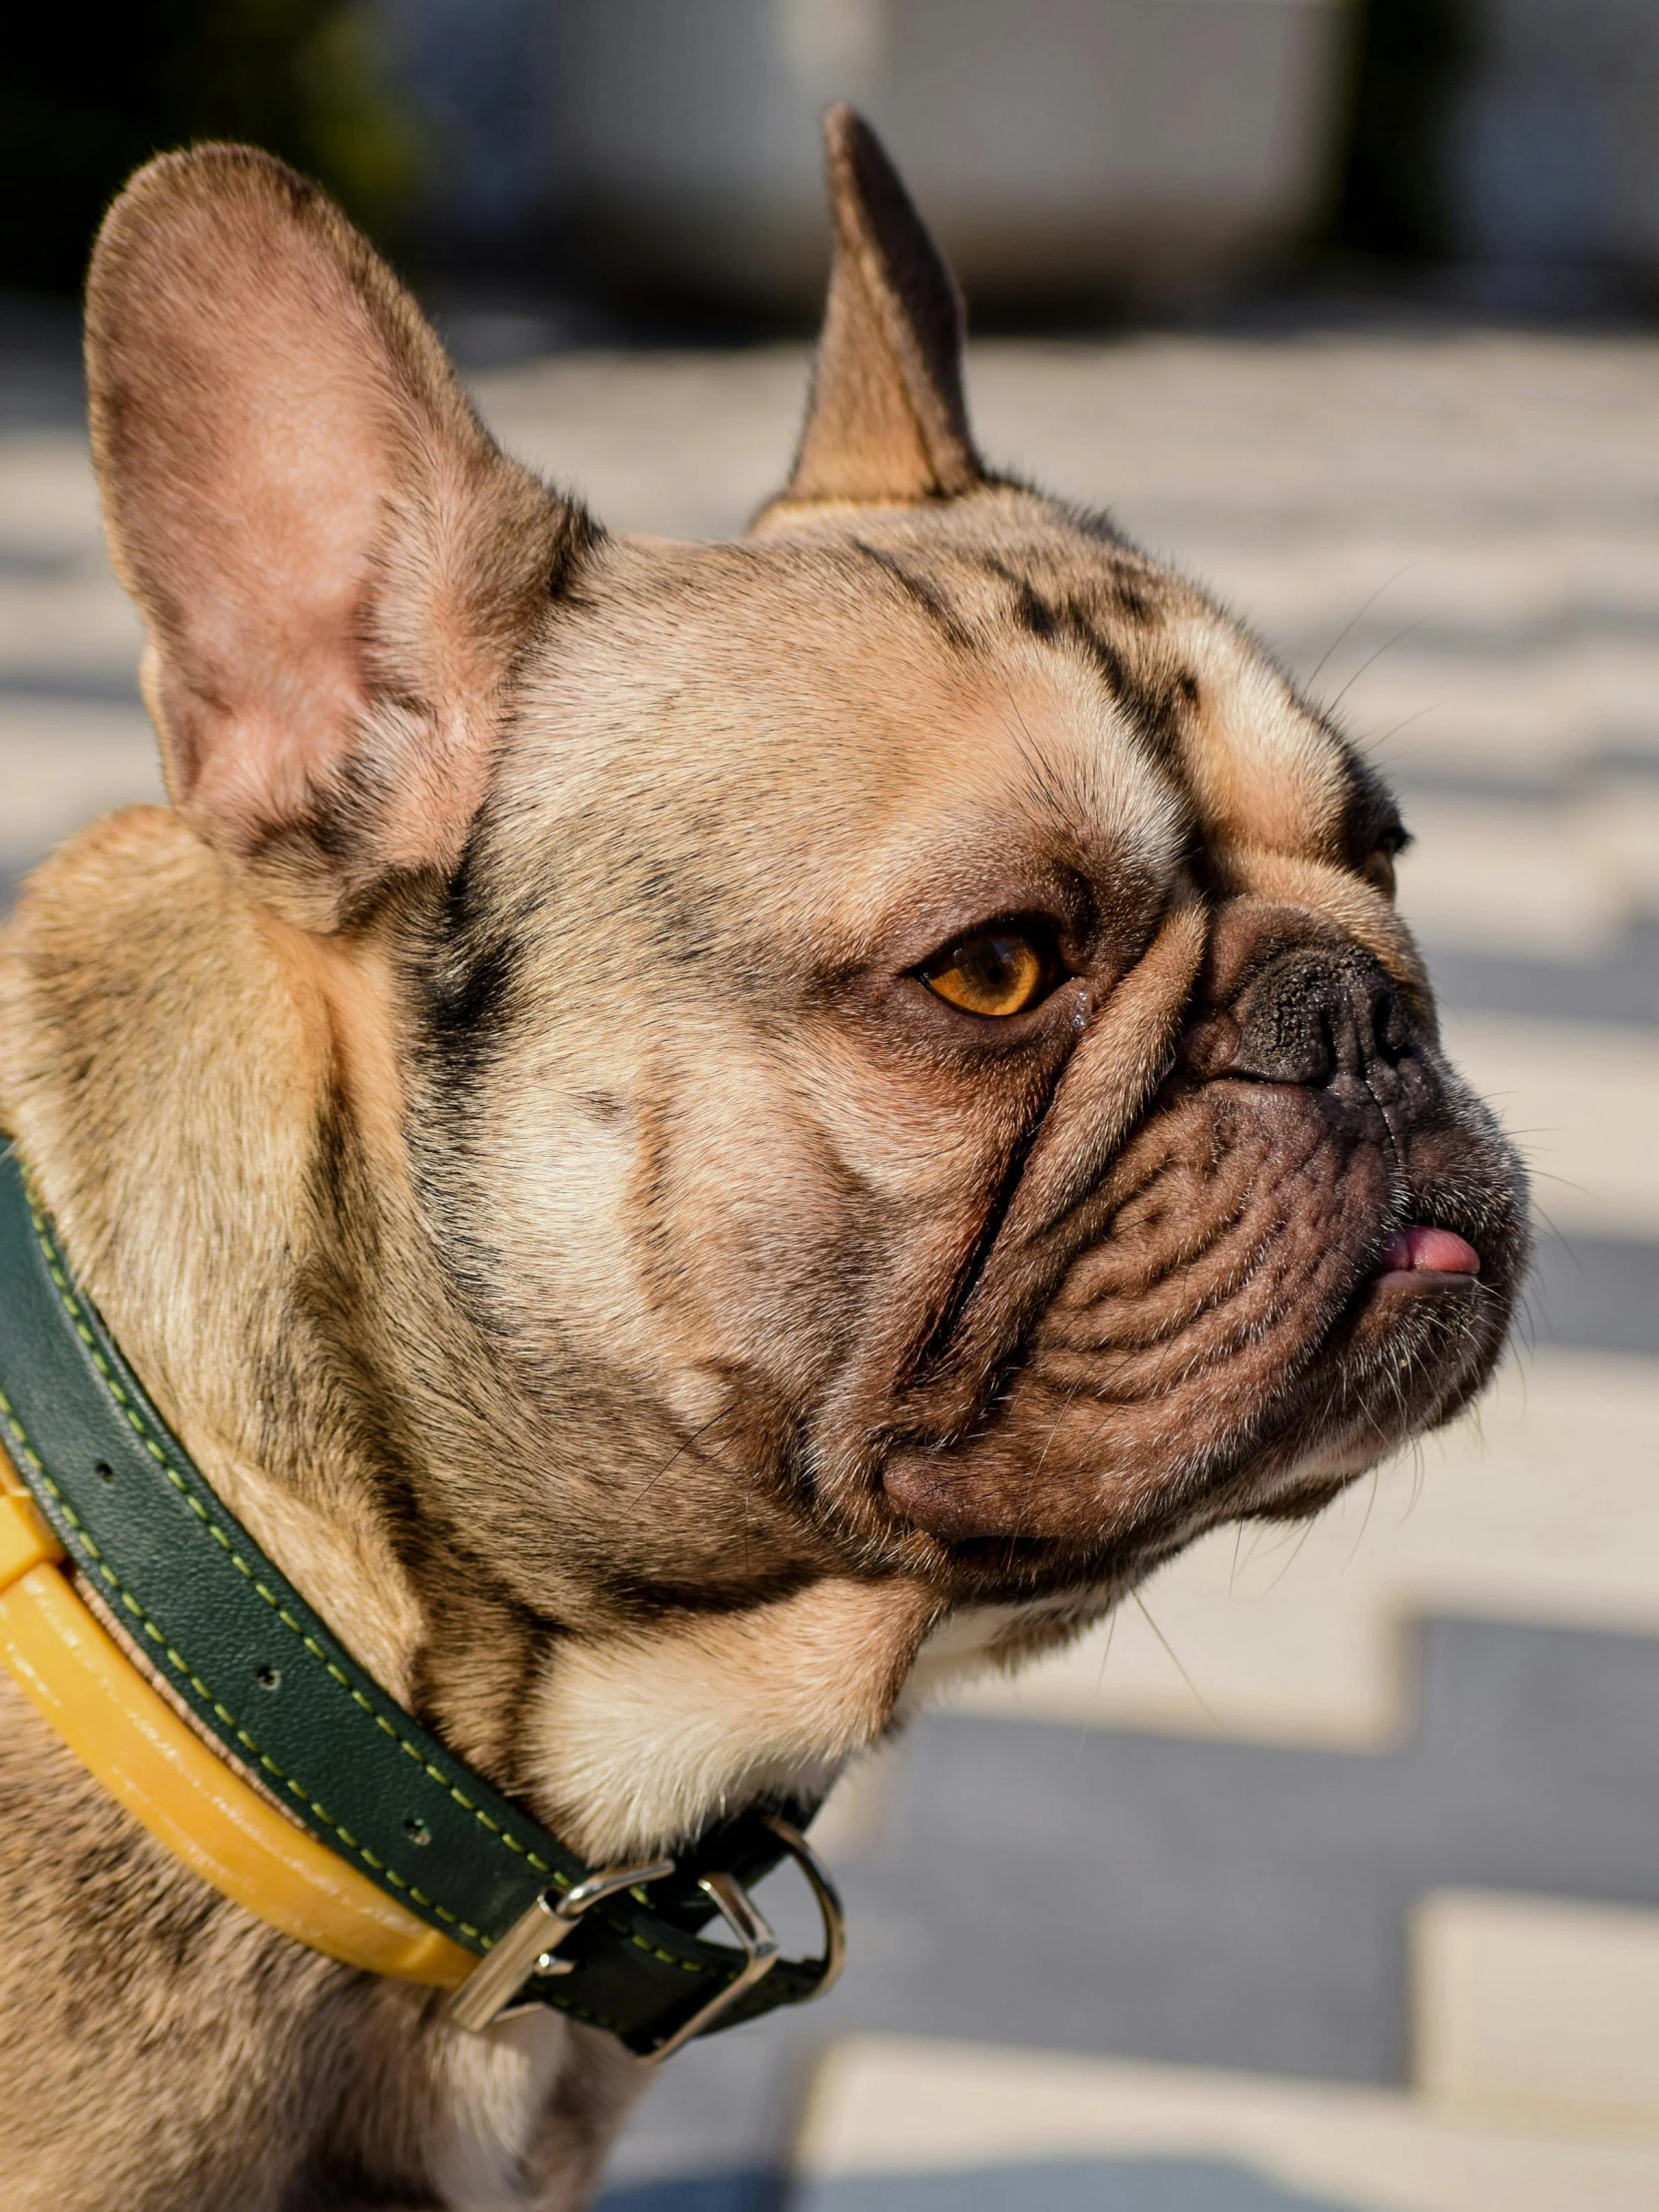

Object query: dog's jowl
[0,110,1526,2212]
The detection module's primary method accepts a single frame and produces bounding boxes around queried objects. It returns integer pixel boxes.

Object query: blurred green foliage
[3,1,420,295]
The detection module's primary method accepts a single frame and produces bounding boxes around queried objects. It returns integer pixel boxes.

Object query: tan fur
[1222,847,1420,989]
[0,116,1526,2210]
[526,1578,939,1863]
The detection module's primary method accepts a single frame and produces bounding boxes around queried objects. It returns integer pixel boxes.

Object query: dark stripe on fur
[852,541,979,651]
[982,555,1196,763]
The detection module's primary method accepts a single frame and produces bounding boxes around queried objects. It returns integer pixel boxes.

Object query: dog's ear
[85,146,582,929]
[778,105,982,509]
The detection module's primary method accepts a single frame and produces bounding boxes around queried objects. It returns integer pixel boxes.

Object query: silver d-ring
[761,1811,847,1996]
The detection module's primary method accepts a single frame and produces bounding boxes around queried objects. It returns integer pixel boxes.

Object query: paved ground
[4,321,1658,2209]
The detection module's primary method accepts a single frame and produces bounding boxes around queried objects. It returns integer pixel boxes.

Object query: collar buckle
[446,1857,676,2033]
[444,1813,846,2057]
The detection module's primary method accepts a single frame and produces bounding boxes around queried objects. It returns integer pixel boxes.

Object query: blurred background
[6,7,1659,2209]
[10,0,1659,331]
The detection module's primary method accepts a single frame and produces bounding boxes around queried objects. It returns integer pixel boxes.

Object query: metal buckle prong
[448,1815,846,2053]
[446,1856,676,2034]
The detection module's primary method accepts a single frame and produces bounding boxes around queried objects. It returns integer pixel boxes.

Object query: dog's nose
[1216,945,1407,1088]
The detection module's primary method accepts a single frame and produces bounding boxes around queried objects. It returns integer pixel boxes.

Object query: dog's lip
[881,1222,1495,1549]
[1370,1223,1481,1298]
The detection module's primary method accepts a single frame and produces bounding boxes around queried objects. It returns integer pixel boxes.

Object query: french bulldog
[0,108,1525,2212]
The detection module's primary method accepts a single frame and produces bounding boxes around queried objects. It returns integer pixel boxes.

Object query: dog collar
[0,1143,842,2057]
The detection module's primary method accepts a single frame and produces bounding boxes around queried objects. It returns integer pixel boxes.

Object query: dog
[0,107,1525,2212]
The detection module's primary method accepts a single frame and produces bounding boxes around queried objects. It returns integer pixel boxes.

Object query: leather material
[0,1456,477,1984]
[0,1143,831,2054]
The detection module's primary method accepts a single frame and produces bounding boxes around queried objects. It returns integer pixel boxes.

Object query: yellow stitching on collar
[26,1195,569,1893]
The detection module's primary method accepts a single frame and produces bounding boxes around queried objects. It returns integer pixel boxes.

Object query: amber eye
[918,927,1057,1017]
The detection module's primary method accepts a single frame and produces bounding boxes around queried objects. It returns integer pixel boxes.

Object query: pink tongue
[1382,1225,1480,1276]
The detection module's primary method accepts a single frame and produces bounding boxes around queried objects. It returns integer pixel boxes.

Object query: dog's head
[79,117,1525,1836]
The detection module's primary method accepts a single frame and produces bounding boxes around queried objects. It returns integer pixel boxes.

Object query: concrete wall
[546,0,1356,304]
[1450,0,1659,274]
[380,0,1357,304]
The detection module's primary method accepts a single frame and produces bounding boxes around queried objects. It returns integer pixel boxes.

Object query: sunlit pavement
[5,324,1659,2210]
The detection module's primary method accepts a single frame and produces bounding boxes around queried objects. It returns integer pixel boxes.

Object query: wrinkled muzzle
[877,899,1527,1570]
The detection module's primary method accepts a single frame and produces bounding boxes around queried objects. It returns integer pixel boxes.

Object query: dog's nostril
[1224,949,1404,1089]
[1221,946,1415,1092]
[1358,975,1401,1060]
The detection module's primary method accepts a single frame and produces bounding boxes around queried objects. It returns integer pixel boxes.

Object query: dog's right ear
[765,105,982,516]
[86,146,582,929]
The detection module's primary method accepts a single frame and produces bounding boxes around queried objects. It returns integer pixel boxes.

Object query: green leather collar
[0,1142,842,2056]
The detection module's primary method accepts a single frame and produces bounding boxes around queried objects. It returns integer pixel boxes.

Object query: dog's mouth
[1374,1220,1480,1283]
[863,1055,1527,1593]
[1365,1222,1482,1301]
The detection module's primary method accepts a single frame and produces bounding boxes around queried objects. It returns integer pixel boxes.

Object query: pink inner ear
[92,151,564,919]
[118,239,396,839]
[184,408,386,838]
[87,149,553,920]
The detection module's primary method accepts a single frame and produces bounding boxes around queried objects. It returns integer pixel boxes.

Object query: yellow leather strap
[0,1447,473,1987]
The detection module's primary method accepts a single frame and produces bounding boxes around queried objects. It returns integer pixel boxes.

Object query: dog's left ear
[86,145,582,929]
[767,105,983,515]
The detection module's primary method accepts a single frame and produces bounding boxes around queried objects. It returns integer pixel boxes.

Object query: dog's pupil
[926,931,1043,1016]
[967,938,1021,997]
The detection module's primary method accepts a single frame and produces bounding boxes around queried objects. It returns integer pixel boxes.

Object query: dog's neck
[0,811,940,1865]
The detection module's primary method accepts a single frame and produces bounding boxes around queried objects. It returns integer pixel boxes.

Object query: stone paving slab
[1413,1890,1659,2135]
[0,698,159,861]
[788,2036,1659,2211]
[1444,1013,1659,1232]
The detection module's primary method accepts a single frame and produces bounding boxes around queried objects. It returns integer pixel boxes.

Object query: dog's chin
[874,1231,1514,1592]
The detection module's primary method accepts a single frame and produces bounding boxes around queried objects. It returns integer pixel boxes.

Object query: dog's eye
[1359,822,1409,898]
[918,927,1058,1017]
[1361,848,1395,896]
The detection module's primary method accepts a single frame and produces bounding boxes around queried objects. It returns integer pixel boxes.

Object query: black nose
[1226,946,1407,1088]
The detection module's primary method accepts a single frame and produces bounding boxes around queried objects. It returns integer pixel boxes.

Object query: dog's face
[79,122,1524,1754]
[426,496,1522,1618]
